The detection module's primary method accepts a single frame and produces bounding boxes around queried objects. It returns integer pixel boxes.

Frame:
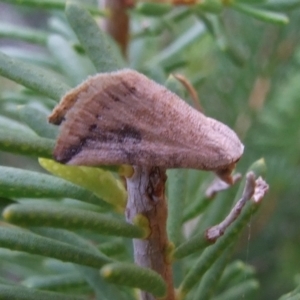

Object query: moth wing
[49,69,243,171]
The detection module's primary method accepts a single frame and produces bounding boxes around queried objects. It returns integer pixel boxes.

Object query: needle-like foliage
[0,1,299,299]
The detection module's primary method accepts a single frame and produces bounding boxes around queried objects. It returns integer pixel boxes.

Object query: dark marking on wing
[55,138,87,163]
[89,124,97,131]
[120,81,137,96]
[100,102,110,110]
[88,124,142,144]
[54,125,142,163]
[122,149,135,165]
[114,125,142,143]
[106,91,121,102]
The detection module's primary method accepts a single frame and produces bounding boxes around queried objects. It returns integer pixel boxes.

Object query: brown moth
[48,69,244,184]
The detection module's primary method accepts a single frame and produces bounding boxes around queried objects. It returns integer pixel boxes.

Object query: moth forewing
[49,69,244,182]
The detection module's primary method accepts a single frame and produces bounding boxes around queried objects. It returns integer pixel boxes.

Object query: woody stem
[126,166,175,300]
[102,0,129,57]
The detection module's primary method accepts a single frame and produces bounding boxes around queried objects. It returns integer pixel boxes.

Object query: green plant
[0,1,299,299]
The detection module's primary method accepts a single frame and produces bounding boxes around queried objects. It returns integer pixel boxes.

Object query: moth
[48,69,244,184]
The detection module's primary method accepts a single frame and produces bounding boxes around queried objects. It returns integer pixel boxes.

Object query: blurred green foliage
[0,0,299,299]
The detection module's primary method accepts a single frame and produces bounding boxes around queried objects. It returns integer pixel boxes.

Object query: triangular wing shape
[49,69,243,177]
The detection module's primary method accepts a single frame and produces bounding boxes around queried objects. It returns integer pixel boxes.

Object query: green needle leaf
[194,0,223,14]
[193,245,234,300]
[0,283,86,300]
[0,0,107,16]
[47,34,96,86]
[167,169,188,246]
[149,22,205,66]
[1,47,57,70]
[98,239,127,258]
[18,105,58,139]
[0,166,109,208]
[218,261,255,291]
[4,204,146,238]
[0,226,112,269]
[257,0,300,11]
[31,228,128,300]
[279,285,300,300]
[232,3,289,25]
[0,128,55,158]
[0,22,48,45]
[212,279,260,300]
[135,2,172,16]
[32,228,102,255]
[22,273,88,292]
[65,2,124,73]
[173,226,213,260]
[101,262,167,298]
[182,194,211,223]
[39,158,127,209]
[0,51,70,101]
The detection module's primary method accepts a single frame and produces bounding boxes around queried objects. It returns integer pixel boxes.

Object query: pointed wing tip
[215,164,236,185]
[48,111,63,125]
[215,150,243,185]
[52,152,69,165]
[52,142,82,165]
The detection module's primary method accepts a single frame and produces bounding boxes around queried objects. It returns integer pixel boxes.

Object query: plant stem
[102,0,130,57]
[126,166,175,300]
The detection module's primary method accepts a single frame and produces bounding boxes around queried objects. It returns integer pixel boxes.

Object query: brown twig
[206,172,269,242]
[173,73,203,112]
[102,0,130,57]
[205,173,242,199]
[172,0,197,4]
[126,166,175,300]
[248,76,270,112]
[253,176,269,203]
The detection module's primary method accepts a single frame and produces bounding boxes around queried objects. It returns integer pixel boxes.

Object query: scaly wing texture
[48,69,244,171]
